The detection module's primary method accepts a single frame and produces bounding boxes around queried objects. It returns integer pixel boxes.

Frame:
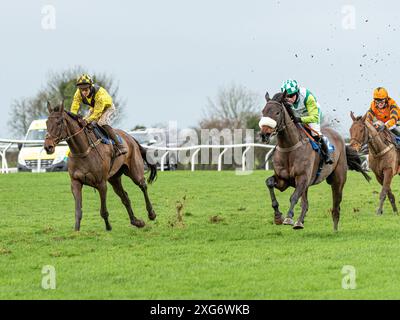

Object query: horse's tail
[345,145,371,182]
[133,138,157,184]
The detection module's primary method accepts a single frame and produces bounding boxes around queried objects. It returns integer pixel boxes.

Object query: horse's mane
[50,104,82,121]
[269,91,312,140]
[65,110,82,120]
[271,92,284,102]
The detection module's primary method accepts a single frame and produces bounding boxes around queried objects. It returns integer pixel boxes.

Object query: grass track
[0,170,399,299]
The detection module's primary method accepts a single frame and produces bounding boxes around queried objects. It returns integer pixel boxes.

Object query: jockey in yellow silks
[70,74,127,156]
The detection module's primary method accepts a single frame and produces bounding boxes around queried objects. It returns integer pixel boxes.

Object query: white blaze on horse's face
[259,117,277,133]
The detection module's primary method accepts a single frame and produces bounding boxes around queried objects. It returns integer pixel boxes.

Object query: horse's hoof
[148,211,157,221]
[293,221,304,230]
[274,216,284,225]
[283,218,294,226]
[106,225,112,231]
[132,220,145,228]
[376,209,383,215]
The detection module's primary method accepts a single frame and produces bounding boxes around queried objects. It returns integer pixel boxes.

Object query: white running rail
[0,138,276,173]
[0,139,45,174]
[141,143,276,172]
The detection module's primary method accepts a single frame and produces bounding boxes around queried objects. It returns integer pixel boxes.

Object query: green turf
[0,170,399,299]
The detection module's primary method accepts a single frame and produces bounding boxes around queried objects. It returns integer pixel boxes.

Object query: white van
[17,119,69,172]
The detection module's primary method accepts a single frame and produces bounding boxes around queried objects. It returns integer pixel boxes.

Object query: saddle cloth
[92,124,123,145]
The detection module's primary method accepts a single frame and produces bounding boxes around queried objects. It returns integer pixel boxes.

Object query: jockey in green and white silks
[281,79,333,164]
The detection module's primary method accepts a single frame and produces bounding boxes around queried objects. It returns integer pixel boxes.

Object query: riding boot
[390,126,400,147]
[390,126,400,136]
[102,125,127,156]
[319,135,334,165]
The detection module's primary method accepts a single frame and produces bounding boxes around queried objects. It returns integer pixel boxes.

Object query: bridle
[46,110,104,160]
[46,111,85,144]
[263,101,287,139]
[350,121,394,157]
[349,124,369,147]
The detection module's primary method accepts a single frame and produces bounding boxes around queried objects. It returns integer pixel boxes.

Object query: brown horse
[349,112,400,215]
[260,92,370,231]
[44,101,157,231]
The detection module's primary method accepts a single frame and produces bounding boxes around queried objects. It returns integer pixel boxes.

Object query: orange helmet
[373,87,388,100]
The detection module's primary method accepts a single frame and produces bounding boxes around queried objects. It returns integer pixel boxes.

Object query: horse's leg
[387,189,398,214]
[293,189,308,229]
[98,181,112,231]
[330,172,345,232]
[138,179,156,220]
[125,146,156,221]
[71,179,83,231]
[374,173,384,214]
[376,168,394,215]
[108,175,145,228]
[284,175,308,226]
[266,176,287,225]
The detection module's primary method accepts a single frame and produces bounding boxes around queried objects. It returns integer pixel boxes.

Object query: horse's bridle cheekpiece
[259,101,287,138]
[46,112,85,144]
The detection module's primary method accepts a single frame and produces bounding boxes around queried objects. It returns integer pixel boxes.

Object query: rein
[368,130,395,158]
[47,111,102,159]
[46,113,85,143]
[353,123,394,158]
[266,101,308,152]
[265,101,287,141]
[349,126,368,147]
[65,127,85,142]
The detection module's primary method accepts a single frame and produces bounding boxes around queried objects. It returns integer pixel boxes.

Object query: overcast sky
[0,0,399,138]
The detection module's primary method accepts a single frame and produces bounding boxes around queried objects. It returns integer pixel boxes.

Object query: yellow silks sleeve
[70,89,82,114]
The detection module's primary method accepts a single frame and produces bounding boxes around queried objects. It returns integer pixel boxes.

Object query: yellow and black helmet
[76,74,94,87]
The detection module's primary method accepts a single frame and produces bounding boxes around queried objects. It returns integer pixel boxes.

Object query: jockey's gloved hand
[293,116,302,123]
[377,124,386,132]
[81,118,88,127]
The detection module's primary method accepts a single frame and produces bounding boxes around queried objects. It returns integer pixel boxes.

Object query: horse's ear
[350,111,356,121]
[60,99,65,112]
[265,91,271,102]
[361,113,367,122]
[47,101,52,113]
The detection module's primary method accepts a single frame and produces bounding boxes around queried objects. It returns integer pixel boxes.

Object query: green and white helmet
[281,79,299,95]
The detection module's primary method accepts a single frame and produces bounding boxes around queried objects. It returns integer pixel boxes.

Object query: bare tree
[8,98,34,138]
[200,83,261,130]
[8,66,126,137]
[197,84,268,170]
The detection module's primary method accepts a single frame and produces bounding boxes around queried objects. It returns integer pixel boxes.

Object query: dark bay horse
[349,112,400,215]
[260,92,370,231]
[44,101,157,231]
